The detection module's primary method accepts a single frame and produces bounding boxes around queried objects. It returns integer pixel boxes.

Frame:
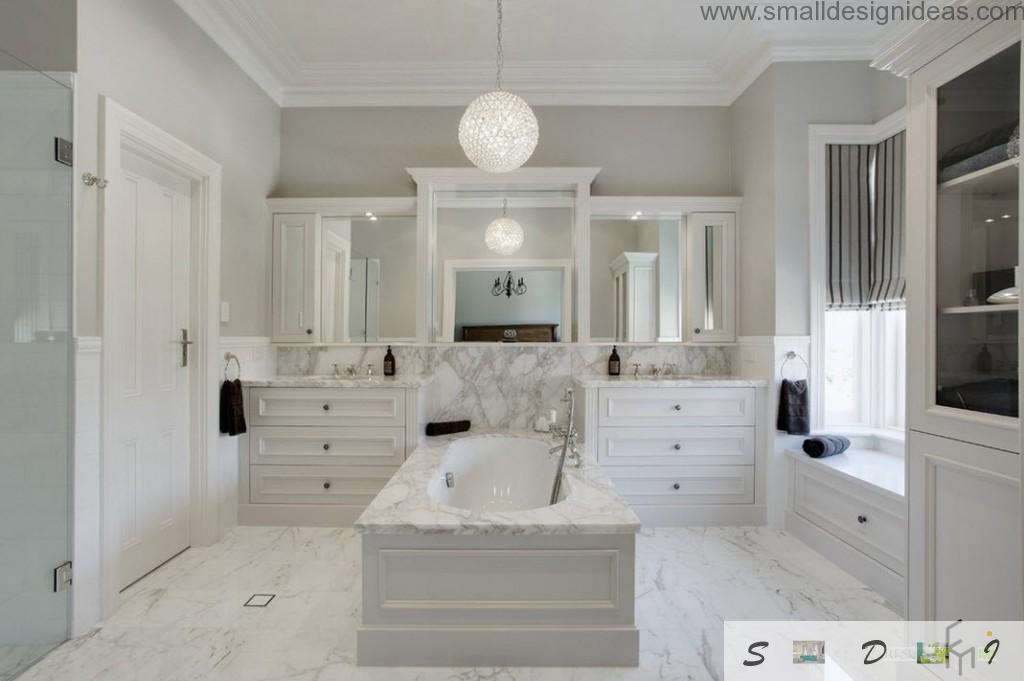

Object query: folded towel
[776,379,809,435]
[426,420,471,437]
[802,435,851,458]
[219,379,247,436]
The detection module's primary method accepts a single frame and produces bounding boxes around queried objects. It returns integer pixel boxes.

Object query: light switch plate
[220,301,230,323]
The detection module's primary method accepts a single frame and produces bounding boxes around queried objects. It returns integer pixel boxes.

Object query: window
[823,308,905,433]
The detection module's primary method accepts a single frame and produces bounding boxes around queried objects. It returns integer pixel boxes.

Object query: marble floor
[18,526,898,681]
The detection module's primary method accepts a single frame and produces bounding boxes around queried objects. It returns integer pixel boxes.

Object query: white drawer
[250,465,397,505]
[611,466,754,505]
[598,388,755,427]
[249,387,405,427]
[250,426,406,466]
[792,462,906,573]
[598,426,755,466]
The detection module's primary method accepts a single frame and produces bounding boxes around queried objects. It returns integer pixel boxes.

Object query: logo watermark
[699,1,1024,26]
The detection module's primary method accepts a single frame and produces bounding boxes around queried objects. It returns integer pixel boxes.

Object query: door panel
[272,214,319,342]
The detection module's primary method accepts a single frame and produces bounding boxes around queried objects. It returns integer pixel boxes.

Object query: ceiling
[175,0,921,107]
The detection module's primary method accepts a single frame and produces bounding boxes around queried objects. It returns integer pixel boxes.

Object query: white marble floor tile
[19,526,898,681]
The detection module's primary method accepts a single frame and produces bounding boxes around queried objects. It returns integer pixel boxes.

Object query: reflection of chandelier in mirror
[492,271,527,298]
[458,0,539,173]
[484,198,524,254]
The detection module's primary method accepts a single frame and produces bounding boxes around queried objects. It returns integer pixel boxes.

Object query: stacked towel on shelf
[802,435,851,458]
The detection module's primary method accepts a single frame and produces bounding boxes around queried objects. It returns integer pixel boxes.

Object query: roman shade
[826,131,906,310]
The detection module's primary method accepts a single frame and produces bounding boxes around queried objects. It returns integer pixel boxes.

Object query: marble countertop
[786,447,906,501]
[355,431,641,536]
[573,375,768,388]
[242,374,433,389]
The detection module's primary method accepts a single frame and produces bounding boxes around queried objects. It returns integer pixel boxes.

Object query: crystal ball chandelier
[459,0,538,173]
[484,198,524,255]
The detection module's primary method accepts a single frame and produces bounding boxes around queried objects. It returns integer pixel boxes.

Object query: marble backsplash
[276,344,735,430]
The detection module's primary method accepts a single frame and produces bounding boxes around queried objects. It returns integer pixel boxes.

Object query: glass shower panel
[0,50,73,680]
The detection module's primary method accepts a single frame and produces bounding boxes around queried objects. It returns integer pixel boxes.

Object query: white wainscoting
[72,337,102,636]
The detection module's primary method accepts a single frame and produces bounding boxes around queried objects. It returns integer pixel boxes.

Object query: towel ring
[780,350,808,380]
[224,352,242,381]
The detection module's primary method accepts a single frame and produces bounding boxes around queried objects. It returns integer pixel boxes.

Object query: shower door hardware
[179,328,194,367]
[53,561,72,593]
[54,137,73,166]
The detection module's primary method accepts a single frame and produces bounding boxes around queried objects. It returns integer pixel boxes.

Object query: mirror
[590,217,682,342]
[321,215,416,343]
[685,213,736,342]
[435,190,575,342]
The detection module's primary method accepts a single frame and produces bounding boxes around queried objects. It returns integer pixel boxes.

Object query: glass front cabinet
[905,19,1024,621]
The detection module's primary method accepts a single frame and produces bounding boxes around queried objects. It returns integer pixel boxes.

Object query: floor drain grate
[244,593,275,607]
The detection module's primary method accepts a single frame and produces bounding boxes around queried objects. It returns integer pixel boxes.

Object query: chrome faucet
[343,364,358,377]
[332,363,342,378]
[650,365,662,377]
[549,388,580,505]
[365,363,374,377]
[632,362,641,378]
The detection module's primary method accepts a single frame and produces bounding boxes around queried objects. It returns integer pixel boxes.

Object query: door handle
[179,328,194,368]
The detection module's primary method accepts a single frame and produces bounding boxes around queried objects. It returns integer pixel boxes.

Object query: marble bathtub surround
[356,431,641,535]
[275,343,736,430]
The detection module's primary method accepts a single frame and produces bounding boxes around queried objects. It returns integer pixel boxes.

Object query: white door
[112,165,192,589]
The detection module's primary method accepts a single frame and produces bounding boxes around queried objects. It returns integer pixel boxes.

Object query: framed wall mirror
[433,189,576,343]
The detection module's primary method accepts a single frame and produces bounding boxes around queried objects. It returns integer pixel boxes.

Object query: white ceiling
[175,0,920,106]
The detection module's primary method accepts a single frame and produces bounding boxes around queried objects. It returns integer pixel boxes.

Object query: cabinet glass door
[935,42,1020,419]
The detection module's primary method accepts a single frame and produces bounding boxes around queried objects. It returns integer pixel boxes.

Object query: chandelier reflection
[492,271,527,298]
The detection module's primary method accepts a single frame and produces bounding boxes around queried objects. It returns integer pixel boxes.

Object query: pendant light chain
[495,0,504,91]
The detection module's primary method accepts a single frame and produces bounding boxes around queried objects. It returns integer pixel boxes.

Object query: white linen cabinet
[271,213,320,342]
[904,19,1024,620]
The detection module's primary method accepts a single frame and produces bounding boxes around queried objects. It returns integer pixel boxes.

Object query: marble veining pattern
[355,432,641,536]
[275,344,736,430]
[19,525,898,681]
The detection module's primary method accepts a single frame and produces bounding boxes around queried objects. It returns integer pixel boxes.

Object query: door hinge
[54,137,73,167]
[54,561,72,592]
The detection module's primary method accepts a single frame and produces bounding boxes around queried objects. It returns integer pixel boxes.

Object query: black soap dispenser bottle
[383,345,396,376]
[609,345,621,376]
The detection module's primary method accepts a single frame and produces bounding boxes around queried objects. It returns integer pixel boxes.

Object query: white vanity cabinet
[239,384,422,526]
[271,213,320,342]
[576,381,765,525]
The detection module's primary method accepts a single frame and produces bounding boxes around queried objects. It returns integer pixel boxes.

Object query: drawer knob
[306,329,313,335]
[673,443,682,450]
[673,404,682,411]
[857,515,868,524]
[322,404,330,411]
[323,481,331,490]
[322,443,330,451]
[672,483,681,491]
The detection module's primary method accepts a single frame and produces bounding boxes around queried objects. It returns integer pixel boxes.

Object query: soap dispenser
[608,345,621,376]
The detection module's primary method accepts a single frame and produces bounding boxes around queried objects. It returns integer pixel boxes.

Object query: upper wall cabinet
[590,200,740,345]
[271,214,320,343]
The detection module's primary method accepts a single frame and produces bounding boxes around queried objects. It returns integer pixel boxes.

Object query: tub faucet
[549,388,580,505]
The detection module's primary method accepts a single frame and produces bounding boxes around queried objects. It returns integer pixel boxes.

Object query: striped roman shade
[826,131,906,310]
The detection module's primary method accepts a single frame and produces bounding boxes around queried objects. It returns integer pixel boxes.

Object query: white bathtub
[427,436,564,512]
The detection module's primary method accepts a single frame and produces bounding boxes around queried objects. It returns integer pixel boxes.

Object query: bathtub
[427,436,564,512]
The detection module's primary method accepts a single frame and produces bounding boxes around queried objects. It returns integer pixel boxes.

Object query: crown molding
[178,0,924,108]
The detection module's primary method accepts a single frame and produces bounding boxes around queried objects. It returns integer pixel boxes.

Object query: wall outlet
[220,301,230,323]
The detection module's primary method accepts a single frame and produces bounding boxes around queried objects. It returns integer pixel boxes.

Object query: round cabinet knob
[673,443,682,450]
[672,483,681,491]
[857,515,868,524]
[673,404,682,411]
[306,329,313,335]
[322,443,330,451]
[322,404,330,411]
[694,328,701,334]
[323,481,331,490]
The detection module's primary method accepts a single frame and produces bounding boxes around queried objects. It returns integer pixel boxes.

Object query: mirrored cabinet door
[271,213,320,342]
[686,213,736,343]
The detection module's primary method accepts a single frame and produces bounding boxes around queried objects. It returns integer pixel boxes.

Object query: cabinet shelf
[938,157,1019,193]
[939,303,1018,315]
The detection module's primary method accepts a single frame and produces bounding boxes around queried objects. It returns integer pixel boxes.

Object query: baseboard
[632,504,767,526]
[357,626,640,667]
[786,510,906,614]
[238,503,364,527]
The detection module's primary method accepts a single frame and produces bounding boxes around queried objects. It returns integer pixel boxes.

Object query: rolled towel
[426,420,471,437]
[802,435,850,459]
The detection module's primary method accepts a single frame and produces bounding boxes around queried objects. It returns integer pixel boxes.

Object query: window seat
[785,447,905,500]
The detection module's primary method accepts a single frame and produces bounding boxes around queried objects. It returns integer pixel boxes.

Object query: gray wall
[276,106,734,197]
[75,0,280,336]
[0,0,76,71]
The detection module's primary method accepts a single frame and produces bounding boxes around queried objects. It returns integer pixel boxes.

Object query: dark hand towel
[802,435,851,458]
[219,379,247,436]
[425,420,471,437]
[776,378,810,436]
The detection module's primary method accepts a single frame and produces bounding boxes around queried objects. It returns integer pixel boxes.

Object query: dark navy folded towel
[426,420,471,436]
[802,435,851,458]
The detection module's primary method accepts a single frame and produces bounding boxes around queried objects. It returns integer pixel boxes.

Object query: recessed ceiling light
[369,215,378,221]
[630,211,643,221]
[984,218,996,223]
[1002,214,1013,219]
